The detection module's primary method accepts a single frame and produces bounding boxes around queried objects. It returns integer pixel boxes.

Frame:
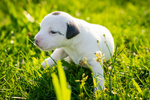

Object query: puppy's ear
[66,22,80,39]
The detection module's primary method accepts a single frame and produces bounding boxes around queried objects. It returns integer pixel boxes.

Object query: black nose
[35,39,39,45]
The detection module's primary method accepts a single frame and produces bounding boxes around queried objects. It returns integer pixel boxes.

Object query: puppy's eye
[51,30,57,34]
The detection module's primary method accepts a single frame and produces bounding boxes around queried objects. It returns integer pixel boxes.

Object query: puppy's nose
[35,39,39,45]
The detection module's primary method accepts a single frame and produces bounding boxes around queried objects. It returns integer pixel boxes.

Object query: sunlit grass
[0,0,150,99]
[51,61,71,100]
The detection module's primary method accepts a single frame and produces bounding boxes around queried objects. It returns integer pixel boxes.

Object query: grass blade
[132,78,142,94]
[51,60,71,100]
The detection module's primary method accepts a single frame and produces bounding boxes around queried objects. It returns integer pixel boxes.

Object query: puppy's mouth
[34,42,41,48]
[34,42,45,50]
[34,41,55,51]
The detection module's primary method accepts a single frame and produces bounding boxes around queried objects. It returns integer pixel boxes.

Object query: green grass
[0,0,150,99]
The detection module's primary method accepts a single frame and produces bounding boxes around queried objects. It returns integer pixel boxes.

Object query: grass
[0,0,150,99]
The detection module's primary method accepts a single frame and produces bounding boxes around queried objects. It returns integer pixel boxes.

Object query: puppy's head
[34,11,80,51]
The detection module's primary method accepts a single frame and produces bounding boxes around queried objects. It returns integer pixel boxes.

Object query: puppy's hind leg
[42,48,68,68]
[89,61,104,92]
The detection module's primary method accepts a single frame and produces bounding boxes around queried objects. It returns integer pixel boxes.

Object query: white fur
[34,11,114,91]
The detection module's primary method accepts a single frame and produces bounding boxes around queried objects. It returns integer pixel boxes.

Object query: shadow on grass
[27,61,93,99]
[27,67,56,100]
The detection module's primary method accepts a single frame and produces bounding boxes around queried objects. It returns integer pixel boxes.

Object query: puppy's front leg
[89,61,104,91]
[42,48,68,67]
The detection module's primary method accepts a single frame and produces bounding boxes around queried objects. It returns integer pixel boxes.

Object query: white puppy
[34,11,114,91]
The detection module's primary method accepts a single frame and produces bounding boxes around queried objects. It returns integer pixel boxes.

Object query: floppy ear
[66,22,80,39]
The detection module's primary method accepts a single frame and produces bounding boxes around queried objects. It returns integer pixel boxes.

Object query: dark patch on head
[51,11,61,15]
[66,22,80,39]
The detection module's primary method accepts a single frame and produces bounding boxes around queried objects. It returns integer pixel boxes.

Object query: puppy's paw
[41,61,46,68]
[62,66,68,70]
[41,59,55,68]
[93,87,101,93]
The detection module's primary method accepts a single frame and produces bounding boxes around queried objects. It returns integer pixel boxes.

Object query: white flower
[94,51,105,62]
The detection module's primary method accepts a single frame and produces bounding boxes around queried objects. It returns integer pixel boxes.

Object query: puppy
[34,11,114,91]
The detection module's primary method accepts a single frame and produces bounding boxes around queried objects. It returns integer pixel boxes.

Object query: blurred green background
[0,0,150,99]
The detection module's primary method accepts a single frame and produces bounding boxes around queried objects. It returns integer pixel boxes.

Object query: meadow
[0,0,150,99]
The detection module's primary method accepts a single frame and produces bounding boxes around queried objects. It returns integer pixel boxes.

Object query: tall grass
[0,0,150,99]
[51,61,71,100]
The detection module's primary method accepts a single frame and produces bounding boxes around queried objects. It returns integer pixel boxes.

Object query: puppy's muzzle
[35,39,39,46]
